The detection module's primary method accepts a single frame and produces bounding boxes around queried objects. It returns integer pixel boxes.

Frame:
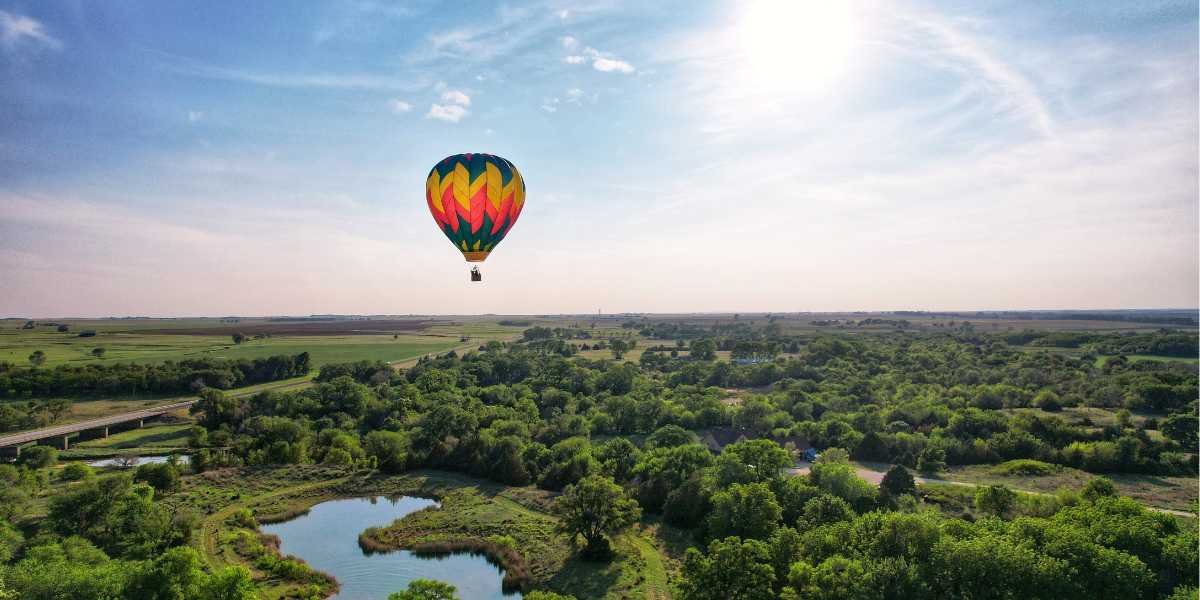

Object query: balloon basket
[470,267,482,282]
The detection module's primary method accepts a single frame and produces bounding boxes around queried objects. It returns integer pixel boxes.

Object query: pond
[87,454,190,468]
[260,496,521,600]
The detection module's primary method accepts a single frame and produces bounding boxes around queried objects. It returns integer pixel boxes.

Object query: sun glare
[737,0,859,94]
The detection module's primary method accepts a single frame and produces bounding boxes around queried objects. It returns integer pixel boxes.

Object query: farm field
[0,317,525,368]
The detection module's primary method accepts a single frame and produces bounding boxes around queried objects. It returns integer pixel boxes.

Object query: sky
[0,0,1197,317]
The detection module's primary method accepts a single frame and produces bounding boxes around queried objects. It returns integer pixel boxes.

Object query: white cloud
[558,10,570,20]
[388,99,413,113]
[187,111,204,123]
[541,97,560,112]
[565,88,584,102]
[440,89,471,106]
[426,103,469,122]
[561,41,635,73]
[0,10,61,51]
[592,57,634,73]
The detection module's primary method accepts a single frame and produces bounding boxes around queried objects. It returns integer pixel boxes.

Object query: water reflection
[261,496,521,600]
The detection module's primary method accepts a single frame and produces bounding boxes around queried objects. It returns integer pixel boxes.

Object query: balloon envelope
[425,153,525,262]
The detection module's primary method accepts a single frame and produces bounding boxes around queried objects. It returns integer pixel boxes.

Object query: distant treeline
[894,309,1198,326]
[1005,330,1198,358]
[0,353,310,398]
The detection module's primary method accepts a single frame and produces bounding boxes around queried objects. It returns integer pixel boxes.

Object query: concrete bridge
[0,400,195,456]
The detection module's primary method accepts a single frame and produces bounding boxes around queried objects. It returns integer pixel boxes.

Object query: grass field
[942,463,1198,513]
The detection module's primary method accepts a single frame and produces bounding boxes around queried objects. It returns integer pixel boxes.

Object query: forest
[0,353,311,401]
[0,325,1195,599]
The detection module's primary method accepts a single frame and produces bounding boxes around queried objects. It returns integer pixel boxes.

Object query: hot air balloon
[425,153,526,282]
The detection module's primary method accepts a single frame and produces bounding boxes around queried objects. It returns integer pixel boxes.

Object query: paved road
[0,399,195,448]
[0,342,489,450]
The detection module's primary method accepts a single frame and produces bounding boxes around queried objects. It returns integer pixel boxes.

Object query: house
[700,427,813,459]
[700,427,750,453]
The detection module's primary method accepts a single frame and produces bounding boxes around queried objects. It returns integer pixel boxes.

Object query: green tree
[388,579,460,600]
[810,453,875,511]
[198,567,258,600]
[0,519,23,563]
[633,443,713,513]
[125,546,208,600]
[785,556,874,600]
[594,437,640,481]
[364,430,409,473]
[91,347,106,359]
[524,592,576,600]
[20,445,58,470]
[556,474,641,558]
[28,349,46,368]
[708,482,782,541]
[916,445,946,474]
[879,464,916,499]
[134,462,181,493]
[689,338,717,361]
[679,537,775,600]
[231,333,246,344]
[1161,414,1198,449]
[645,424,695,449]
[1081,477,1117,502]
[60,462,94,482]
[714,439,791,487]
[974,484,1017,518]
[801,494,854,527]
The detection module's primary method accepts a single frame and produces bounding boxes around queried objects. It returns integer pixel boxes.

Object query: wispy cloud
[187,110,204,123]
[149,48,422,91]
[388,99,413,113]
[901,12,1054,137]
[0,10,61,51]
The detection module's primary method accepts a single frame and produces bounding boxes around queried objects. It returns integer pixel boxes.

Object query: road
[790,461,1195,518]
[1,340,491,451]
[0,399,195,449]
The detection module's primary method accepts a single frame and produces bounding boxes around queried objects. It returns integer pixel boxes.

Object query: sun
[736,0,859,94]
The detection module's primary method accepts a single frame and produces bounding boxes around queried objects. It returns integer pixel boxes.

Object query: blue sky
[1,0,1196,316]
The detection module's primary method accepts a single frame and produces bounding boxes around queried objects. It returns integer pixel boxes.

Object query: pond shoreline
[259,493,522,599]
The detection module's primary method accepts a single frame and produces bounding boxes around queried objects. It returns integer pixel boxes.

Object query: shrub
[991,459,1059,476]
[60,462,94,481]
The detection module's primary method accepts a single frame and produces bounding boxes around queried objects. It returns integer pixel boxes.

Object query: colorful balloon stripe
[426,153,524,262]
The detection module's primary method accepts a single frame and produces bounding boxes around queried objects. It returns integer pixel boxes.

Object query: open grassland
[182,466,685,600]
[55,421,195,460]
[942,462,1198,513]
